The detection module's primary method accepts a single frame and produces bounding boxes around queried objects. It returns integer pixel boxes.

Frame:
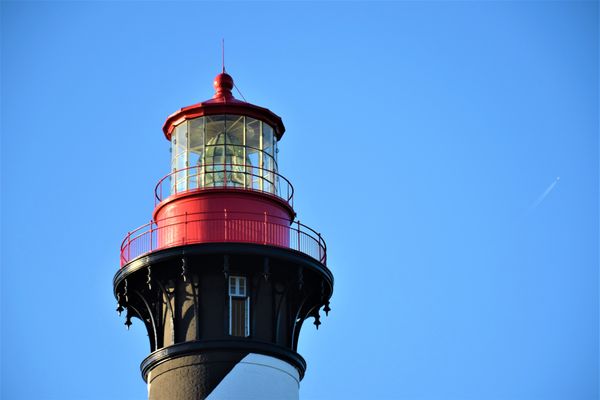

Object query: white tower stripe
[207,353,300,400]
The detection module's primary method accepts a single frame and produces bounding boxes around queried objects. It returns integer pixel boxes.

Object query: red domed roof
[162,72,285,140]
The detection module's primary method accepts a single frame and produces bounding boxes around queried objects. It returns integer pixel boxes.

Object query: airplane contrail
[530,176,560,210]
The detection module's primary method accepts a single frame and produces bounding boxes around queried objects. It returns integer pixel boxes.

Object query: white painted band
[207,353,300,400]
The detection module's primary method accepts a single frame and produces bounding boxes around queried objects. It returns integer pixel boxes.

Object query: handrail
[154,163,294,207]
[120,210,326,267]
[202,142,279,171]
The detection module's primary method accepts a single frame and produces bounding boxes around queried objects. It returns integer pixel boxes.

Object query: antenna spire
[222,38,225,73]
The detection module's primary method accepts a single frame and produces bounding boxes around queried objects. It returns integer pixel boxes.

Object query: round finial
[213,72,234,98]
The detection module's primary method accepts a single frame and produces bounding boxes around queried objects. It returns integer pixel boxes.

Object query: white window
[229,276,249,337]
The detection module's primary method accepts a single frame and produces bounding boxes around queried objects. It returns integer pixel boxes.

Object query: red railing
[155,164,294,207]
[120,211,326,267]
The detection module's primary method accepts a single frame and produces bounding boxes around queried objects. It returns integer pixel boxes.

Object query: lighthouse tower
[113,71,333,400]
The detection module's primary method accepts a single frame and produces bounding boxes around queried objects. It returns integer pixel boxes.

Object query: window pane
[262,123,273,155]
[261,123,274,193]
[224,115,245,187]
[245,118,260,156]
[238,277,246,296]
[175,122,188,157]
[230,297,248,337]
[243,117,259,189]
[229,276,248,337]
[204,115,226,186]
[175,153,186,171]
[205,115,225,164]
[172,122,187,173]
[187,118,204,189]
[174,169,186,193]
[229,277,237,295]
[205,115,225,142]
[189,117,204,151]
[189,117,204,166]
[171,133,177,175]
[226,115,244,147]
[226,145,246,187]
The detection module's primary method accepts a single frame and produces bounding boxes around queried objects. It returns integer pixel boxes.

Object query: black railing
[155,163,294,207]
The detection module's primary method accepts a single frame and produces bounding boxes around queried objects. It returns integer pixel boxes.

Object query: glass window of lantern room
[189,117,205,190]
[273,138,278,169]
[229,276,249,337]
[204,115,226,187]
[262,124,274,194]
[225,115,246,188]
[172,122,188,193]
[245,118,261,190]
[273,138,279,195]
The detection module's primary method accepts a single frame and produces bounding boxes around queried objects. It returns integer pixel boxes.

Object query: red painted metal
[120,210,327,267]
[213,73,234,98]
[162,73,285,141]
[153,188,294,224]
[154,189,293,252]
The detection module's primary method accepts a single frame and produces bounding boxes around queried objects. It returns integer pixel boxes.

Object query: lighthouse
[113,71,334,399]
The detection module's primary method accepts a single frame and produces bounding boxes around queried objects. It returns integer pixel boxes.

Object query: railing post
[224,208,228,241]
[149,220,153,251]
[263,212,267,245]
[127,232,131,262]
[197,165,201,190]
[200,163,204,188]
[318,232,322,262]
[245,164,249,190]
[297,220,300,251]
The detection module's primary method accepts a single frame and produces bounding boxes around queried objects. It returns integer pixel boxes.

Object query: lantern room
[157,72,289,205]
[169,115,279,195]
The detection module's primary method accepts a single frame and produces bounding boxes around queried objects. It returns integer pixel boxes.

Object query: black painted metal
[155,279,175,346]
[114,231,332,397]
[140,339,307,382]
[134,290,158,352]
[114,242,333,292]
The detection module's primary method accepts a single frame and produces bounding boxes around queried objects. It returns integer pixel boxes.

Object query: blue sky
[1,1,598,399]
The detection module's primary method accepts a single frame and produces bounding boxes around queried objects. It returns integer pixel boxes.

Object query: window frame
[228,276,250,337]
